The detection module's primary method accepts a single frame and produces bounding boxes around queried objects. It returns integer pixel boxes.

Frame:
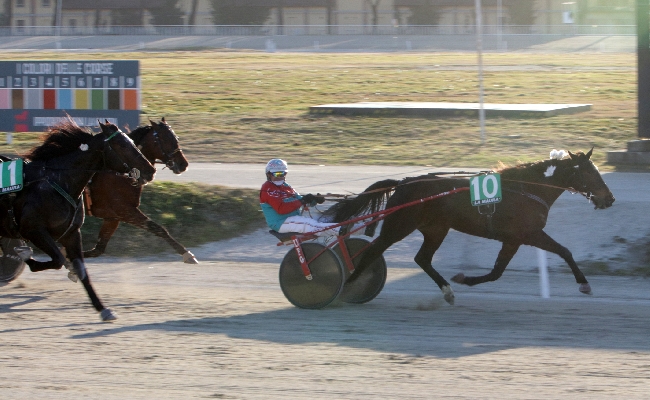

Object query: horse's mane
[22,120,94,161]
[495,154,579,182]
[128,125,151,145]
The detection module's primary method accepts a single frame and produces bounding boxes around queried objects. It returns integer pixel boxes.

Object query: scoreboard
[0,60,140,132]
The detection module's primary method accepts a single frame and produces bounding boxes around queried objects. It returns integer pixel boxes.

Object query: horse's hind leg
[83,219,120,258]
[451,241,520,287]
[125,209,198,264]
[346,235,393,284]
[415,226,454,305]
[347,212,416,284]
[22,230,66,272]
[522,230,591,295]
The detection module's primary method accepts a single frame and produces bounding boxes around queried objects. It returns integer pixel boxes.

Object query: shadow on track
[69,292,650,359]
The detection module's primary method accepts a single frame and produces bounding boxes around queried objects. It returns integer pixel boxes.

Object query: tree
[406,0,442,26]
[209,0,271,25]
[148,0,184,25]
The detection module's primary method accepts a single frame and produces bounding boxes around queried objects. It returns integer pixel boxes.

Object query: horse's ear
[149,119,157,127]
[105,119,110,124]
[98,120,105,129]
[161,116,166,123]
[586,147,593,159]
[568,151,577,161]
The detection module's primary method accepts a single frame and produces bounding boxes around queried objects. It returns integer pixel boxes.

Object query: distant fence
[0,24,636,37]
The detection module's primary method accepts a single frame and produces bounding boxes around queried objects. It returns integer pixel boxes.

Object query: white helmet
[265,158,288,173]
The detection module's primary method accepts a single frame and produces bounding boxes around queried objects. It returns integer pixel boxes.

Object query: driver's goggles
[270,171,287,178]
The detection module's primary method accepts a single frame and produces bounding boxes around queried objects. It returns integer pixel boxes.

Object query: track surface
[1,164,649,399]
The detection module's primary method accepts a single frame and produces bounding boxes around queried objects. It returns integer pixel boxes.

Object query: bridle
[566,161,595,202]
[151,125,183,170]
[102,128,143,185]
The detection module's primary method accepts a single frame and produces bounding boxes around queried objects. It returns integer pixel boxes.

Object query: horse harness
[151,128,183,169]
[479,186,550,240]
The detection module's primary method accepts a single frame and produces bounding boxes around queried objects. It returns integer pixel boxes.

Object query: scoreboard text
[0,60,140,132]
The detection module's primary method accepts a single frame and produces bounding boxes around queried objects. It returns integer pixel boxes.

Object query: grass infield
[0,51,640,170]
[1,52,647,267]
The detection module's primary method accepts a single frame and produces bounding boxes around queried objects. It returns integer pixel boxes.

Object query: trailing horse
[321,149,615,305]
[0,119,156,321]
[82,118,197,263]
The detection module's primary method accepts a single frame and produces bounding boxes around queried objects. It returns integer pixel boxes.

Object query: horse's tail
[320,179,399,234]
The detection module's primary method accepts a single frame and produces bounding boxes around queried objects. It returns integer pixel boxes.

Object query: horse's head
[567,148,615,209]
[140,118,188,174]
[99,120,156,185]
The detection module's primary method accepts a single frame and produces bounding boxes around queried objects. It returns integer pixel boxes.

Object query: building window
[16,20,25,33]
[42,0,51,7]
[69,19,77,30]
[16,0,25,7]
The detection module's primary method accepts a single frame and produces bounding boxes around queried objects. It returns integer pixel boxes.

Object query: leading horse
[0,119,156,321]
[322,149,615,305]
[82,118,197,263]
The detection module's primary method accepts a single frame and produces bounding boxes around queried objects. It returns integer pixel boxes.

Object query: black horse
[82,118,195,263]
[322,149,615,305]
[0,119,156,321]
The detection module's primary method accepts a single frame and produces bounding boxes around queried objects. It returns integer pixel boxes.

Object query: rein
[322,170,592,201]
[46,177,78,207]
[151,127,183,169]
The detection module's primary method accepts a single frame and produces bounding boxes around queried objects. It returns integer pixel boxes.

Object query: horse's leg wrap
[71,258,87,281]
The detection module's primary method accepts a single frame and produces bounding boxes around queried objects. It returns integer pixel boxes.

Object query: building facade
[2,0,637,32]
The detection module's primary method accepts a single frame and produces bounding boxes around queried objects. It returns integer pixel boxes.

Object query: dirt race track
[2,165,650,399]
[1,256,649,399]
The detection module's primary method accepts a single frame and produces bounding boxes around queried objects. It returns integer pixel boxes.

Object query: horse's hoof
[441,285,455,305]
[67,271,78,283]
[451,273,465,284]
[579,283,592,295]
[100,308,117,322]
[182,251,199,264]
[83,251,100,258]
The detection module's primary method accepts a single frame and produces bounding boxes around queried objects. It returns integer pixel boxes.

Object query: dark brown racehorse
[0,119,156,321]
[82,118,197,263]
[322,149,615,305]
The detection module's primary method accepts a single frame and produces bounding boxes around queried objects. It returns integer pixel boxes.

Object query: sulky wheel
[333,238,387,304]
[279,242,344,309]
[0,237,27,285]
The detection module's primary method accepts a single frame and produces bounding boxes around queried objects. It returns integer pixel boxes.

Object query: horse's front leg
[83,218,120,258]
[60,230,116,322]
[452,241,520,287]
[521,230,591,295]
[126,208,198,264]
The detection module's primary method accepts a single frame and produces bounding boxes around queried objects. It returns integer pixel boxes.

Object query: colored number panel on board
[0,61,140,132]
